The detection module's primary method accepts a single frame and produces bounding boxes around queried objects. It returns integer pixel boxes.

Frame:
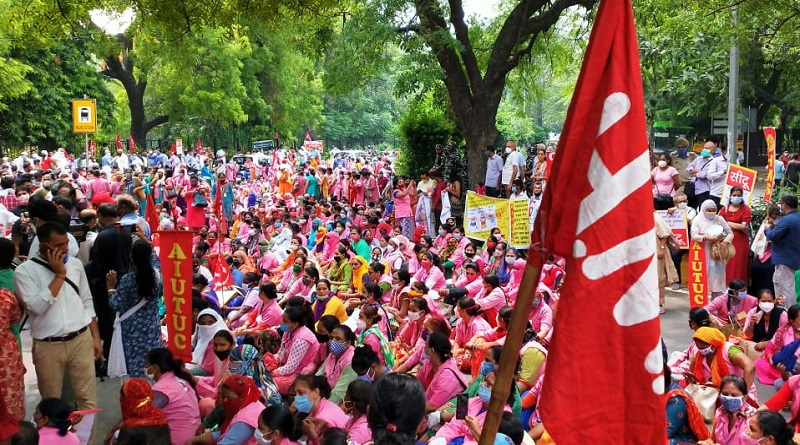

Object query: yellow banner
[464,191,530,248]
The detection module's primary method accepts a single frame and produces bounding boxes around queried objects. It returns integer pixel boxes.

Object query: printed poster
[655,210,690,249]
[721,165,757,205]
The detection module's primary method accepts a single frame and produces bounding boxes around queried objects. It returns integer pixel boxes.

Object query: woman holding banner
[719,186,752,285]
[691,200,734,299]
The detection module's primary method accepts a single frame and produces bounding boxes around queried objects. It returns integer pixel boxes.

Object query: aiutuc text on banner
[689,241,708,307]
[764,127,777,202]
[159,231,194,362]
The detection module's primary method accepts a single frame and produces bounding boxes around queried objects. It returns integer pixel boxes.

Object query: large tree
[325,0,597,185]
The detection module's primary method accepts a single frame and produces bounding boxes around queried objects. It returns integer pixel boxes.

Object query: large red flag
[535,0,664,442]
[213,254,234,291]
[115,134,123,150]
[145,193,159,234]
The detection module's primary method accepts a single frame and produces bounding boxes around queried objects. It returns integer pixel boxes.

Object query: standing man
[669,137,696,194]
[706,141,729,207]
[14,222,101,442]
[484,146,504,197]
[765,194,800,308]
[501,140,525,197]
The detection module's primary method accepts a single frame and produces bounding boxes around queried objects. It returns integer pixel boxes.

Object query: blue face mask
[676,148,689,158]
[294,395,314,413]
[454,234,462,240]
[719,395,743,412]
[738,291,747,300]
[358,368,375,383]
[730,196,743,205]
[421,329,429,341]
[700,149,711,158]
[480,361,495,376]
[328,341,346,355]
[478,385,492,404]
[274,222,282,229]
[279,324,292,333]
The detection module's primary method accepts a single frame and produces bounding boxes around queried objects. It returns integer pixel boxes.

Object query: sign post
[73,98,97,167]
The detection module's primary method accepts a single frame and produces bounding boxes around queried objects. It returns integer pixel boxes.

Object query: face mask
[759,302,775,313]
[359,368,375,383]
[333,256,342,262]
[505,147,512,154]
[454,234,462,240]
[478,384,492,404]
[385,246,394,253]
[700,149,711,158]
[408,311,421,321]
[232,259,241,267]
[494,250,504,258]
[222,397,243,416]
[372,254,381,261]
[486,242,496,249]
[719,395,743,412]
[356,320,367,332]
[214,350,231,361]
[677,148,689,157]
[289,245,299,252]
[543,263,553,271]
[511,187,517,194]
[465,251,475,258]
[294,395,314,413]
[505,257,516,266]
[657,160,667,168]
[704,212,716,220]
[678,203,688,210]
[274,222,282,228]
[480,361,495,377]
[438,230,445,236]
[698,346,715,356]
[391,284,400,290]
[316,292,329,301]
[144,368,155,380]
[738,291,747,300]
[423,350,431,361]
[421,329,429,341]
[730,196,743,205]
[293,265,302,273]
[280,323,292,333]
[532,298,541,308]
[329,341,347,355]
[190,182,198,187]
[254,430,271,445]
[302,278,311,286]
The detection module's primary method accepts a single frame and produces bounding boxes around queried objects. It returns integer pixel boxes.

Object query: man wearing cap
[484,146,504,198]
[501,140,525,196]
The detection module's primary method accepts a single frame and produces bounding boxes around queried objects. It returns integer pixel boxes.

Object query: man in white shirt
[484,146,504,197]
[501,140,526,196]
[15,222,101,442]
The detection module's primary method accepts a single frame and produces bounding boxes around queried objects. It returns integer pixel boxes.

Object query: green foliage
[396,92,458,178]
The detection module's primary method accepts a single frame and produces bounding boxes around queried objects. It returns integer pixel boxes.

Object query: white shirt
[510,191,529,200]
[501,151,525,185]
[15,255,96,339]
[28,233,80,259]
[707,156,728,198]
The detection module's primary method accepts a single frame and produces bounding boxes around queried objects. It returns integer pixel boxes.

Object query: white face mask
[543,263,553,271]
[678,202,688,210]
[759,302,775,313]
[407,311,421,321]
[657,160,667,168]
[505,147,512,154]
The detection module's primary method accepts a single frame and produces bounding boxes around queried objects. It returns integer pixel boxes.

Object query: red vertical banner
[158,231,194,362]
[689,241,708,307]
[764,127,777,202]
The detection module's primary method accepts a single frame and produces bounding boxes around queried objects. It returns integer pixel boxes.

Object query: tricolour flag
[535,0,664,442]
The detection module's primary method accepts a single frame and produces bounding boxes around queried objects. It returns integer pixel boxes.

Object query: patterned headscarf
[120,378,168,428]
[228,344,282,406]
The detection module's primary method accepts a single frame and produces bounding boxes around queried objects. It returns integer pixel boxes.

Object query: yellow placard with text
[464,191,530,249]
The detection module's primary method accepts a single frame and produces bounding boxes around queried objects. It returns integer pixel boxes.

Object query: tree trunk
[462,120,499,189]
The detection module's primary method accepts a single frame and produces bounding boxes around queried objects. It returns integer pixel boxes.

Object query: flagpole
[478,253,544,445]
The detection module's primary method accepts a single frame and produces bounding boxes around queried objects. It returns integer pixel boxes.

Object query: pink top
[418,358,467,408]
[323,346,355,390]
[346,415,371,445]
[453,276,483,299]
[403,336,426,369]
[393,191,413,218]
[742,308,788,332]
[412,266,446,292]
[528,303,554,343]
[712,406,758,445]
[352,180,365,206]
[276,326,320,376]
[651,166,679,197]
[313,398,350,429]
[454,316,492,346]
[501,259,527,303]
[433,396,511,445]
[696,343,758,401]
[286,279,313,301]
[253,298,283,331]
[704,295,760,326]
[153,372,201,445]
[195,357,230,398]
[224,400,266,445]
[473,287,507,314]
[259,251,281,271]
[38,427,80,445]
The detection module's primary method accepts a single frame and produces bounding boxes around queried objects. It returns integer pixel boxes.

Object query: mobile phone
[455,393,468,420]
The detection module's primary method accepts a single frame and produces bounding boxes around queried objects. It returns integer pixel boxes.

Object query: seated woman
[187,375,265,445]
[740,289,787,360]
[393,314,450,375]
[438,262,482,305]
[367,373,427,445]
[352,345,390,384]
[195,330,234,399]
[276,254,306,298]
[668,308,711,378]
[32,398,81,445]
[451,297,492,373]
[517,328,548,393]
[312,279,348,324]
[227,344,281,406]
[755,304,800,390]
[392,297,432,362]
[428,370,513,445]
[317,325,358,404]
[742,410,796,444]
[273,306,321,395]
[294,374,350,445]
[527,289,554,346]
[384,237,407,273]
[385,269,412,322]
[356,305,395,368]
[339,255,369,300]
[687,327,757,403]
[341,380,373,445]
[255,404,303,445]
[699,374,757,445]
[663,367,711,445]
[327,247,353,294]
[116,379,171,445]
[145,348,201,445]
[312,315,342,374]
[235,282,283,337]
[464,305,512,378]
[367,262,393,298]
[412,252,446,291]
[761,372,800,434]
[501,248,526,304]
[473,274,507,328]
[417,332,468,414]
[189,309,229,376]
[439,236,464,280]
[704,279,759,332]
[358,282,394,341]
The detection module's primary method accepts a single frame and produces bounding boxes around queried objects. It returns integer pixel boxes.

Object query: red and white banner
[213,253,234,291]
[303,140,323,150]
[158,231,193,363]
[656,210,690,249]
[721,164,758,205]
[689,241,708,307]
[534,0,664,442]
[764,127,777,202]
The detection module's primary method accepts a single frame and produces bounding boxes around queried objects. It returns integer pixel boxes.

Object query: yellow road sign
[72,99,97,133]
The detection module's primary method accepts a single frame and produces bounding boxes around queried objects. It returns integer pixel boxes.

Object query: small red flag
[145,193,159,234]
[129,134,136,153]
[115,134,123,150]
[304,131,311,141]
[170,143,176,155]
[534,0,664,443]
[89,139,97,155]
[197,138,204,155]
[213,254,234,291]
[275,132,280,140]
